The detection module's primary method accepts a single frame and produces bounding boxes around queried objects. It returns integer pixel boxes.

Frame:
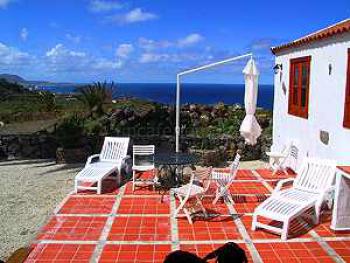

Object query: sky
[0,0,349,84]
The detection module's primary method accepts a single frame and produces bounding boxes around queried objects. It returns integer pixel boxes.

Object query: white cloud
[0,0,15,9]
[139,52,202,64]
[138,34,204,51]
[178,33,204,47]
[93,59,123,70]
[20,27,28,41]
[139,53,170,63]
[65,33,81,44]
[116,43,133,58]
[45,43,123,74]
[89,0,122,13]
[111,8,157,25]
[138,37,172,51]
[0,42,32,66]
[46,44,86,59]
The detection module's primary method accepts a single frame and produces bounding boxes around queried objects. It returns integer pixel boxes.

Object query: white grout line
[56,213,171,217]
[53,192,73,215]
[307,225,346,263]
[251,170,274,192]
[35,240,99,245]
[106,240,173,245]
[33,236,350,246]
[90,185,126,263]
[179,240,245,244]
[226,201,263,263]
[169,190,180,251]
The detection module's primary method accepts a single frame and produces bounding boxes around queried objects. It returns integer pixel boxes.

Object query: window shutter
[288,56,311,119]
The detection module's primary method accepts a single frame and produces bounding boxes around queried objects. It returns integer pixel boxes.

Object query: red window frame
[344,49,350,128]
[288,56,311,119]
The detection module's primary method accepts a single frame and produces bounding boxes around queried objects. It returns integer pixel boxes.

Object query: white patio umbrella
[239,58,262,145]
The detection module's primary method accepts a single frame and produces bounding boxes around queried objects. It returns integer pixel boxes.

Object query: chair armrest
[266,151,288,158]
[85,154,100,167]
[121,155,131,165]
[273,178,294,193]
[318,186,335,203]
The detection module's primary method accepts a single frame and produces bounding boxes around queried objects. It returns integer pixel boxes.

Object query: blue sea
[38,83,274,110]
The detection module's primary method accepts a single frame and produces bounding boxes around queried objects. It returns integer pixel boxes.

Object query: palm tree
[76,81,114,117]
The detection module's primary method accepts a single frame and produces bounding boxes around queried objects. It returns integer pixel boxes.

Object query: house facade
[271,19,350,167]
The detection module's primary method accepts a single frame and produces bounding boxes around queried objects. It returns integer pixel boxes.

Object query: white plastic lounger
[75,137,130,194]
[252,158,336,240]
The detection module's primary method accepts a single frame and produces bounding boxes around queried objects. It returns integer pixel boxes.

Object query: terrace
[24,168,350,263]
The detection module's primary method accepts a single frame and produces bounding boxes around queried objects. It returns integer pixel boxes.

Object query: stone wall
[0,133,57,160]
[0,133,272,163]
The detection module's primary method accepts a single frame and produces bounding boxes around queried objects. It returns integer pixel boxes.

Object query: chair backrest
[133,145,155,167]
[99,137,130,162]
[286,144,299,171]
[294,158,337,194]
[229,153,241,178]
[193,167,213,192]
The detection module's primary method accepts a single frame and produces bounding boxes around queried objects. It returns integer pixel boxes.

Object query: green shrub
[55,115,85,149]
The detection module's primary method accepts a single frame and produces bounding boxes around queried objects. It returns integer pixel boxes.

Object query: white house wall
[273,33,350,168]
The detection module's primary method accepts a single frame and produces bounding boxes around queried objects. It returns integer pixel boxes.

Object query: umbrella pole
[176,74,181,152]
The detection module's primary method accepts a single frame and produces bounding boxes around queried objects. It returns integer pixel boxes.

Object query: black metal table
[154,152,198,200]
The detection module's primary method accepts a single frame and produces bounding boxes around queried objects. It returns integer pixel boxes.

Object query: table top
[154,152,198,166]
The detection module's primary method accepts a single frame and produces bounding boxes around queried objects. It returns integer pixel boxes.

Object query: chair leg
[314,205,321,225]
[153,169,157,191]
[281,220,289,241]
[132,170,136,193]
[116,167,121,186]
[97,180,102,195]
[175,195,185,216]
[183,207,193,224]
[251,213,258,231]
[75,179,79,194]
[226,193,234,204]
[212,188,221,205]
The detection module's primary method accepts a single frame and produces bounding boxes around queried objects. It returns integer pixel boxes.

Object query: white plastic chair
[211,153,241,204]
[266,142,292,175]
[172,167,212,224]
[132,145,157,192]
[75,137,130,194]
[252,158,337,240]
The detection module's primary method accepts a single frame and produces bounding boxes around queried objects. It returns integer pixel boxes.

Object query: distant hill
[0,74,83,87]
[0,78,33,100]
[0,74,27,84]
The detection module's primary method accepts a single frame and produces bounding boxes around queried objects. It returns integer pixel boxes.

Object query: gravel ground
[0,159,83,261]
[0,159,267,261]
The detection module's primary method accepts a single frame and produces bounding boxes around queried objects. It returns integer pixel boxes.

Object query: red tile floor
[25,169,350,262]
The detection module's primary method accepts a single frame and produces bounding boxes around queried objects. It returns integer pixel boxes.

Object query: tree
[76,81,114,117]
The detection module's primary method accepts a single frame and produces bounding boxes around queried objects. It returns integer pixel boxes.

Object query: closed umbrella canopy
[239,58,262,145]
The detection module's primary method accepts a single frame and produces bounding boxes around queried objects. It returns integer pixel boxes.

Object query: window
[288,56,311,118]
